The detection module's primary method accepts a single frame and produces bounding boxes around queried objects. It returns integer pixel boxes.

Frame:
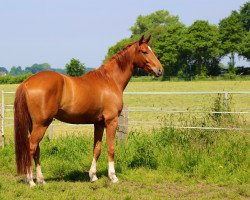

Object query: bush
[0,74,32,84]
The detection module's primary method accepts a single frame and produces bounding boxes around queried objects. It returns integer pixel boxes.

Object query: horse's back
[20,70,123,124]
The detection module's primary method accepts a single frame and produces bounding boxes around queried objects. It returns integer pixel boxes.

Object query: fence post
[117,106,128,140]
[224,91,228,111]
[0,91,4,148]
[49,120,54,140]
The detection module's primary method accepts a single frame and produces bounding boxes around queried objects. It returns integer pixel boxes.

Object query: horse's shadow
[45,170,107,183]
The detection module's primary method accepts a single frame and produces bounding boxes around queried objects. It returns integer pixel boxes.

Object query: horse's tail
[14,84,32,174]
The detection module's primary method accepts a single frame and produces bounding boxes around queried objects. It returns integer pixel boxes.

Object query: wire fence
[1,90,250,147]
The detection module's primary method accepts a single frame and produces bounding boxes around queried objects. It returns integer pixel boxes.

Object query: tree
[65,58,85,76]
[240,31,250,60]
[24,63,51,74]
[105,10,183,77]
[9,66,24,75]
[104,38,134,63]
[0,67,8,75]
[130,10,180,36]
[239,1,250,31]
[219,11,245,67]
[179,20,221,77]
[153,23,185,77]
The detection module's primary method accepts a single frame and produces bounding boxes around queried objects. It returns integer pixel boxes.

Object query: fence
[1,91,250,147]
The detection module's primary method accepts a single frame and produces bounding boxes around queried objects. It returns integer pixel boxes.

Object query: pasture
[0,80,250,199]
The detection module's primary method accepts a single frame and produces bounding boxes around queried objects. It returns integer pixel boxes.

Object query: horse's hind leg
[89,123,104,182]
[27,124,49,186]
[34,144,46,184]
[105,117,119,183]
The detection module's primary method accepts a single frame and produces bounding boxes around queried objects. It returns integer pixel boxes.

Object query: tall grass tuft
[116,128,250,184]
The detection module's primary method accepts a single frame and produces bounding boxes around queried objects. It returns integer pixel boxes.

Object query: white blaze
[148,46,152,52]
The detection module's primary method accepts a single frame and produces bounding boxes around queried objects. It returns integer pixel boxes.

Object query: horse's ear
[139,35,144,45]
[145,35,151,44]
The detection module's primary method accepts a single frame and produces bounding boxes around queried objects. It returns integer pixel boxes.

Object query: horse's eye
[142,51,148,55]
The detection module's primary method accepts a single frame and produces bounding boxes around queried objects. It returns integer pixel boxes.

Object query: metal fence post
[0,91,4,147]
[117,106,128,140]
[224,91,228,111]
[49,121,53,140]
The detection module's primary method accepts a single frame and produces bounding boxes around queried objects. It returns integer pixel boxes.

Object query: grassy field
[1,80,250,140]
[0,80,250,199]
[0,128,249,199]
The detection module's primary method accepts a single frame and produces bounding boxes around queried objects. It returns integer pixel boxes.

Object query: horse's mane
[85,40,138,80]
[104,41,138,71]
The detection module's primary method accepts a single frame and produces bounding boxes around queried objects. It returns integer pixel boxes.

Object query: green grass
[1,80,250,140]
[0,128,249,199]
[0,80,250,198]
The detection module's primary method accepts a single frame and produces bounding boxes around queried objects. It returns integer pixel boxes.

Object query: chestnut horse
[14,35,163,186]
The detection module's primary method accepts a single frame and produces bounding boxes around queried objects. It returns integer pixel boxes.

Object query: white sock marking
[108,161,118,183]
[89,158,98,182]
[27,167,36,187]
[36,164,45,184]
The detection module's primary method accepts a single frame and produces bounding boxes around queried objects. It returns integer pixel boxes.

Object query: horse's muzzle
[153,67,164,77]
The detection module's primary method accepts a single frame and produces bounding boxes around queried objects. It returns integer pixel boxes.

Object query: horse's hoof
[37,179,46,185]
[29,181,36,187]
[90,175,98,182]
[89,172,98,182]
[109,174,119,183]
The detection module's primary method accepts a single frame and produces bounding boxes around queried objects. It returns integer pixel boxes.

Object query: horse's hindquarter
[23,71,65,124]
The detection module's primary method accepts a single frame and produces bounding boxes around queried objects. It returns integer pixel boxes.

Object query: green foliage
[0,73,32,84]
[239,1,250,31]
[105,2,250,79]
[219,11,246,67]
[65,58,86,77]
[154,23,185,77]
[25,63,51,74]
[130,10,180,36]
[8,63,66,76]
[180,20,221,77]
[0,67,8,75]
[9,63,53,75]
[240,31,250,60]
[9,66,23,75]
[118,128,249,184]
[104,38,134,63]
[1,129,248,186]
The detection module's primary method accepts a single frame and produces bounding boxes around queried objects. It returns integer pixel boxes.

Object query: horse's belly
[55,109,103,124]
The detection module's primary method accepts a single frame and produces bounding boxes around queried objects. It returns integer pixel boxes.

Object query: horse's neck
[101,46,135,92]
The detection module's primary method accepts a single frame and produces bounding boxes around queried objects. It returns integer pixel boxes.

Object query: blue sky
[0,0,248,70]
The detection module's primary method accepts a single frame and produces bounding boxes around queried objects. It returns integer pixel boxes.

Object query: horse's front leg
[105,118,119,183]
[89,123,104,182]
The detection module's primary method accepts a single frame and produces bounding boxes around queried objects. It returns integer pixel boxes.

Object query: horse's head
[134,35,164,77]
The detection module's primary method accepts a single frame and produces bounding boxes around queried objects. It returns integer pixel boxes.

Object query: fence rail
[1,90,250,147]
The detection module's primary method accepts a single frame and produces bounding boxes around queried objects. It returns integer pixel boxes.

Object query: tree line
[105,1,250,79]
[0,2,249,81]
[0,58,88,77]
[0,59,88,84]
[0,63,65,76]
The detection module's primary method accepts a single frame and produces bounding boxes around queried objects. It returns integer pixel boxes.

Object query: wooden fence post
[117,106,128,140]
